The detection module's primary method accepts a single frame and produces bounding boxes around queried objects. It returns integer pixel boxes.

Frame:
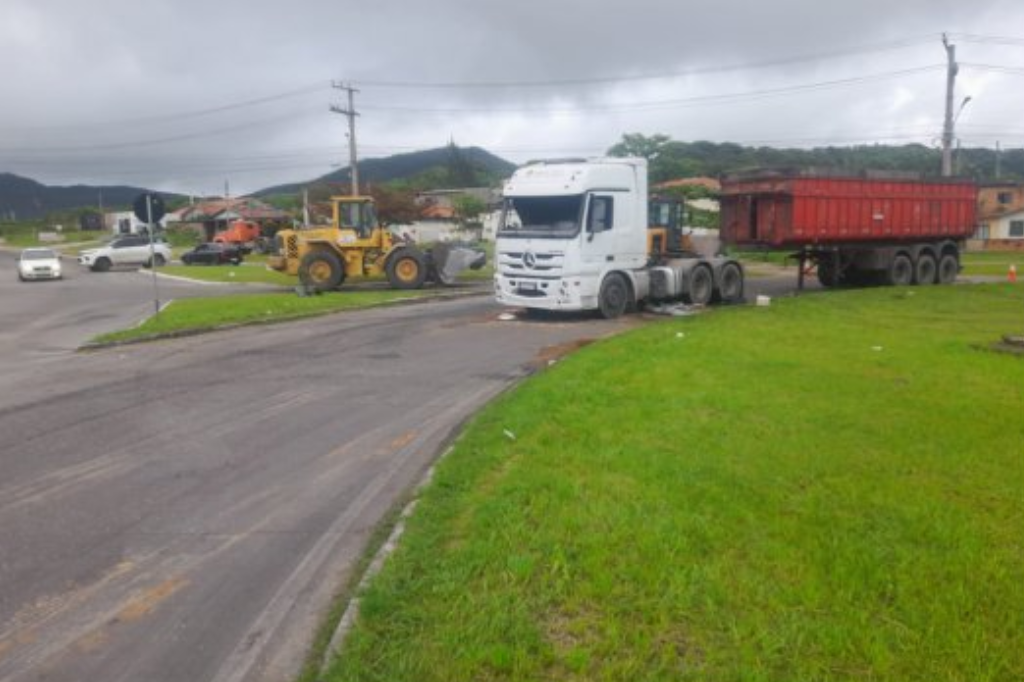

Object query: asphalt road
[0,286,647,681]
[0,251,816,682]
[0,250,278,384]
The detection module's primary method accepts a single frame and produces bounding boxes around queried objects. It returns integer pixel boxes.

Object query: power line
[358,66,945,115]
[951,33,1024,46]
[0,109,325,154]
[961,62,1024,75]
[2,83,327,132]
[350,34,940,89]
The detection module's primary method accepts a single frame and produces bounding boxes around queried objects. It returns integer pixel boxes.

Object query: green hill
[255,145,517,197]
[0,173,174,221]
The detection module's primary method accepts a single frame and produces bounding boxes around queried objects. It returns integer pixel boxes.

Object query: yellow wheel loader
[267,196,484,292]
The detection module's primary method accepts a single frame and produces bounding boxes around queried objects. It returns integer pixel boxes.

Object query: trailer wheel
[299,250,345,291]
[886,254,913,286]
[816,259,840,287]
[686,265,714,306]
[717,262,744,303]
[937,254,959,284]
[914,253,937,284]
[598,273,630,319]
[386,248,427,289]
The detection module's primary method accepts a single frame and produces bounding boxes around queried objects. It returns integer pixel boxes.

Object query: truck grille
[498,250,565,274]
[286,235,298,259]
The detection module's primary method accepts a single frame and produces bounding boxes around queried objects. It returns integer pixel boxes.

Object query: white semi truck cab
[494,157,744,318]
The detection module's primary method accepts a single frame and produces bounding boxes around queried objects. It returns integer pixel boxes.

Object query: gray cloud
[1,0,1021,195]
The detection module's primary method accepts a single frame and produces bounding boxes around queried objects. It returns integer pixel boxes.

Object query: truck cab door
[580,194,615,269]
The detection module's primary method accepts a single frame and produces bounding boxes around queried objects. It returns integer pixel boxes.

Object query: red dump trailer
[720,171,978,287]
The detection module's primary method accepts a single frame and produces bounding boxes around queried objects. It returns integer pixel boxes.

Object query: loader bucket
[429,243,487,285]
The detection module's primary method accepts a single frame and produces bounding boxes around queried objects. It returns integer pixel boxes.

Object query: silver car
[17,248,63,281]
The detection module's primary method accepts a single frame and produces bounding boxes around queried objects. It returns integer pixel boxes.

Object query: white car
[78,235,172,272]
[17,248,63,281]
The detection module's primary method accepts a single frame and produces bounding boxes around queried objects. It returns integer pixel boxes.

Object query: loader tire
[299,250,344,291]
[386,248,427,289]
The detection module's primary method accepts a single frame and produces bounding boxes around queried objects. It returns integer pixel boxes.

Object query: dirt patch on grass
[528,339,595,371]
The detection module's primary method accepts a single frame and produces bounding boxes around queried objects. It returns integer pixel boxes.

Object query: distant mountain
[255,146,517,197]
[0,173,177,221]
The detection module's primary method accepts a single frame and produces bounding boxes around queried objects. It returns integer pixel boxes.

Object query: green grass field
[90,289,437,344]
[324,284,1024,682]
[961,251,1023,277]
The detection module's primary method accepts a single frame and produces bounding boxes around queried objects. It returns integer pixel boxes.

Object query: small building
[174,197,290,242]
[404,187,501,243]
[973,183,1024,251]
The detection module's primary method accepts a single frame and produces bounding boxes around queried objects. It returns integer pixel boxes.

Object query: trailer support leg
[797,250,806,291]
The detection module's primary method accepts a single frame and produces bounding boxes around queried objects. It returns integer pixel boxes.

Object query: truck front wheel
[598,273,630,319]
[299,250,345,291]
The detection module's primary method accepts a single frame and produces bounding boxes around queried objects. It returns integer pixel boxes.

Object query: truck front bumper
[493,274,597,311]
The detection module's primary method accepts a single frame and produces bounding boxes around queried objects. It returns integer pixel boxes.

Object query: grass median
[91,289,438,344]
[159,263,296,285]
[325,283,1024,682]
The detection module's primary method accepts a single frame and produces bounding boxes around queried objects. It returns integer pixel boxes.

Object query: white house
[106,210,167,235]
[979,208,1024,241]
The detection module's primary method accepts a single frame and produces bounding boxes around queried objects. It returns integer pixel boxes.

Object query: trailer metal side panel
[720,175,977,249]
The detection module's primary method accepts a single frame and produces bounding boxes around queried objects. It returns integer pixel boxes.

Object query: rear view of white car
[17,248,63,281]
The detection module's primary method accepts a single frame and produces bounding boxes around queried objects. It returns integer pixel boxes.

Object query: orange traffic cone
[1010,264,1018,283]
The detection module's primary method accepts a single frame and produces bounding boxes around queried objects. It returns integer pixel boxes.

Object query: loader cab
[648,197,684,255]
[333,197,378,240]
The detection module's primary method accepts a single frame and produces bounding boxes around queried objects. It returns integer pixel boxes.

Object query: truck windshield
[498,196,582,238]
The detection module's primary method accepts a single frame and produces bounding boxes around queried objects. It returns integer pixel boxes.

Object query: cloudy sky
[1,0,1021,195]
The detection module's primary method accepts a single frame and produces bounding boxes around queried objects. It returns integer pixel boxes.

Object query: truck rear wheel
[717,262,744,303]
[914,253,937,284]
[299,250,345,291]
[686,265,714,306]
[598,273,630,319]
[386,248,427,289]
[937,254,958,284]
[886,254,913,286]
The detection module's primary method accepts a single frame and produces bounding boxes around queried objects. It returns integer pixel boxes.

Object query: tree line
[607,133,1023,184]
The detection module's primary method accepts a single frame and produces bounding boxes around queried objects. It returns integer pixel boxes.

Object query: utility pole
[941,34,959,177]
[330,82,360,196]
[996,141,1002,179]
